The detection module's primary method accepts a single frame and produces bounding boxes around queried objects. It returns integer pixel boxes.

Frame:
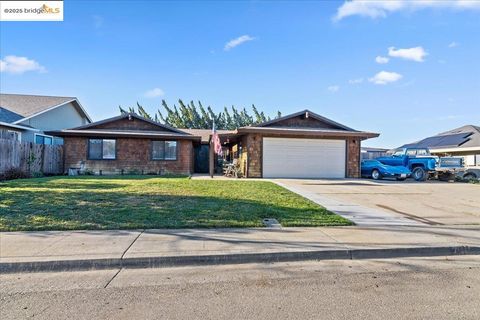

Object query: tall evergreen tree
[119,100,281,130]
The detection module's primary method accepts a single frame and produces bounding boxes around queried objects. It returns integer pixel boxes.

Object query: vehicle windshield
[363,160,380,165]
[392,149,404,156]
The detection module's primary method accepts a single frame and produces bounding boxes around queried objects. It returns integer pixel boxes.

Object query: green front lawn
[0,176,352,231]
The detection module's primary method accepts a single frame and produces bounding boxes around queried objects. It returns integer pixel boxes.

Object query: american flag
[212,121,223,156]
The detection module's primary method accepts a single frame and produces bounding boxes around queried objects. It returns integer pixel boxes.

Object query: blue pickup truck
[376,147,463,181]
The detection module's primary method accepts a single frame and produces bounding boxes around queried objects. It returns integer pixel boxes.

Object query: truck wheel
[371,169,381,180]
[412,167,427,181]
[464,172,477,181]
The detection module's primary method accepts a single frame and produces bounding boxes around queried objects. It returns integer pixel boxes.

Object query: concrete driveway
[276,179,480,226]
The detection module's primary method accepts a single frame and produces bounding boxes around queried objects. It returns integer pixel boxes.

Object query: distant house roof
[0,93,92,124]
[401,125,480,151]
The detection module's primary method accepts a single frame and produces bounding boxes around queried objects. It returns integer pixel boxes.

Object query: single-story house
[0,93,92,144]
[401,125,480,167]
[47,109,379,178]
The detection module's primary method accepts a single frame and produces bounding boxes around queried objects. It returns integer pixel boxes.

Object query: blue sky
[1,0,479,148]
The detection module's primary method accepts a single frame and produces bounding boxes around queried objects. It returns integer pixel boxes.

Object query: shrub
[0,167,30,181]
[31,172,45,178]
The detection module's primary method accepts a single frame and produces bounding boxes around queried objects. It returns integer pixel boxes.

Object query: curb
[1,245,479,273]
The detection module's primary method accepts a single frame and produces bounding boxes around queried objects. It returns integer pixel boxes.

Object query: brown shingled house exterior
[47,110,379,178]
[47,113,200,175]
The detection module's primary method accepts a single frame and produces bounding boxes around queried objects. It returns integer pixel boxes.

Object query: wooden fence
[0,138,64,175]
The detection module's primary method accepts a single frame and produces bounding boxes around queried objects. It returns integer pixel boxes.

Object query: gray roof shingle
[0,93,76,120]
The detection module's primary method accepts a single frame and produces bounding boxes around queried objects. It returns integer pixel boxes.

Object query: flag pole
[209,119,215,178]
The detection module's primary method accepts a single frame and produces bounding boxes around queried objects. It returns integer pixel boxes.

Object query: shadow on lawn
[0,188,350,232]
[0,175,173,190]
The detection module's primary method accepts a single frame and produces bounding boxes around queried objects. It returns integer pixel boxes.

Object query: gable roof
[0,93,92,124]
[47,113,201,141]
[254,109,355,131]
[236,109,378,139]
[73,113,187,134]
[401,125,480,150]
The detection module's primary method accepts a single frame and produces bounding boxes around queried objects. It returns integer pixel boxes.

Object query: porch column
[209,141,214,178]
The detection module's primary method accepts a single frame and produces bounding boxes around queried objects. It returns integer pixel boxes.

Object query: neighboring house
[401,125,480,167]
[0,94,92,144]
[361,147,389,160]
[48,109,379,178]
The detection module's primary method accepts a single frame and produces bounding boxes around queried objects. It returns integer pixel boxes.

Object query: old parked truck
[376,147,463,181]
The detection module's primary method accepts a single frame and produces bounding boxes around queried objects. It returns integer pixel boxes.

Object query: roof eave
[0,121,40,131]
[236,127,379,139]
[45,130,202,141]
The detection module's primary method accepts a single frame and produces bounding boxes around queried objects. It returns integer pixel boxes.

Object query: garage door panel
[263,138,346,178]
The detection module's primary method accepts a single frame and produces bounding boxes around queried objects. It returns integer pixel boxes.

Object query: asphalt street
[1,256,479,320]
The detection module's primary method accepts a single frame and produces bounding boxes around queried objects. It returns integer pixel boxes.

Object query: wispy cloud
[144,88,165,98]
[369,71,402,85]
[448,41,459,48]
[327,85,340,92]
[0,55,46,74]
[224,35,255,51]
[92,15,104,29]
[333,0,480,21]
[348,78,364,84]
[375,56,389,64]
[388,46,427,62]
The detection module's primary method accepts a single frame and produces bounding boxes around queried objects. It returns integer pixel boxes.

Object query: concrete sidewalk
[1,225,480,272]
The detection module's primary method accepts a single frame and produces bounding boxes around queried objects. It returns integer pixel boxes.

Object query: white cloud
[369,71,403,85]
[348,78,364,84]
[333,0,480,21]
[448,41,459,48]
[144,88,165,98]
[327,85,340,92]
[375,56,389,64]
[224,35,255,51]
[388,46,427,62]
[0,55,46,74]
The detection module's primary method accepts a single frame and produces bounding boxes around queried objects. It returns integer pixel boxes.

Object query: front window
[88,139,116,160]
[152,141,177,160]
[35,134,53,145]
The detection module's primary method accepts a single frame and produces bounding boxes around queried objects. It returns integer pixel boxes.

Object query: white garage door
[263,137,346,178]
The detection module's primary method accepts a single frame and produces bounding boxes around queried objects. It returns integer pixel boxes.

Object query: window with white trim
[35,134,53,145]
